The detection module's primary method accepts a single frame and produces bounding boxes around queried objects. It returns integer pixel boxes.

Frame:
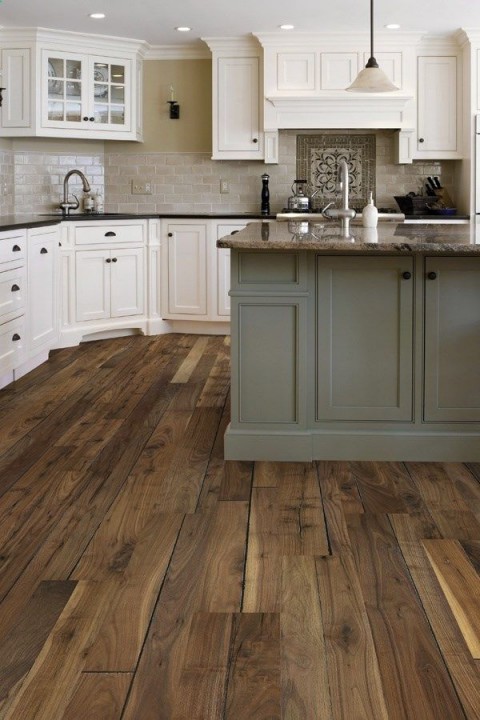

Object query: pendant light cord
[365,0,379,68]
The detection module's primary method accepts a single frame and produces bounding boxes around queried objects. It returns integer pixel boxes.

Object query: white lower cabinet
[28,226,58,353]
[75,247,144,322]
[161,218,255,323]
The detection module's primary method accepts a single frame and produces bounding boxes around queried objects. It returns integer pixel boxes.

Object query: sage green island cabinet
[219,221,480,462]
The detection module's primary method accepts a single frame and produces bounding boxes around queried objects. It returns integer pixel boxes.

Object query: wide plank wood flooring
[0,333,479,719]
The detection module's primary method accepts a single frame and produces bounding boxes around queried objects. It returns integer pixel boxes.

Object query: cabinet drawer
[0,266,26,322]
[0,315,26,374]
[0,231,26,267]
[74,224,145,246]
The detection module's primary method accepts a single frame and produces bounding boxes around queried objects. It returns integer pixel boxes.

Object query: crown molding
[146,43,210,60]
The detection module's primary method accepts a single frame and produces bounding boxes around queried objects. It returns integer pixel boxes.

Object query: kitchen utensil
[427,177,437,191]
[287,180,310,212]
[433,176,442,188]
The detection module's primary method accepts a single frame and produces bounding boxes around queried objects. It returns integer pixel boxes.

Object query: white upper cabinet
[415,55,460,158]
[0,28,145,140]
[203,38,264,160]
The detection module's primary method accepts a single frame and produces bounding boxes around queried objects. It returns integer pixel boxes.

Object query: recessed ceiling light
[175,26,191,32]
[385,23,400,29]
[89,13,106,19]
[280,24,295,30]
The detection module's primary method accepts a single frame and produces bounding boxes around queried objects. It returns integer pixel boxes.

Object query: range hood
[264,93,414,131]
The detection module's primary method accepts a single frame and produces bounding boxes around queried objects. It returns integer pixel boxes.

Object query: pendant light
[346,0,398,92]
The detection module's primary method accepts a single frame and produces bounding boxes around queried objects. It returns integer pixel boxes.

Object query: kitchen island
[218,220,480,461]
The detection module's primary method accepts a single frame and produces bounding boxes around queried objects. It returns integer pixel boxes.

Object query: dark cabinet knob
[252,138,258,144]
[402,271,411,280]
[112,257,117,263]
[40,247,48,254]
[12,244,21,252]
[83,116,89,121]
[168,232,173,237]
[106,258,111,263]
[59,242,62,247]
[104,231,116,237]
[12,333,21,341]
[11,284,20,292]
[427,271,437,280]
[418,138,425,143]
[89,117,95,122]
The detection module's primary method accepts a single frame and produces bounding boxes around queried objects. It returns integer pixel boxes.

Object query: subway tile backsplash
[3,130,457,215]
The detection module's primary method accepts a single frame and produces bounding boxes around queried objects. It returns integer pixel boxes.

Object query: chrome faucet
[322,159,356,235]
[59,169,91,215]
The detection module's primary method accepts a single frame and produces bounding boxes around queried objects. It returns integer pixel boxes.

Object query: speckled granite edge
[217,221,480,255]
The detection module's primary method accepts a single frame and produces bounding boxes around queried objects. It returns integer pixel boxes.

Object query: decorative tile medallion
[296,134,376,210]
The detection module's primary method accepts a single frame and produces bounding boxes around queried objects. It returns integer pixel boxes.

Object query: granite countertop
[216,219,480,254]
[0,212,277,232]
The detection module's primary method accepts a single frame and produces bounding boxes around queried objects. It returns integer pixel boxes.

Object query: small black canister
[261,173,270,215]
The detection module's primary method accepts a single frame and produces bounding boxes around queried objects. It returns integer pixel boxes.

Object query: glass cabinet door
[91,59,128,129]
[45,54,85,125]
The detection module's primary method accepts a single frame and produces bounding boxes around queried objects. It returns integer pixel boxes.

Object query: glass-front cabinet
[42,51,130,132]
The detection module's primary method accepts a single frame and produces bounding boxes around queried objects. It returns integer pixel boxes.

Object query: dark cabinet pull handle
[104,231,116,237]
[12,333,21,341]
[419,138,425,143]
[252,138,258,143]
[428,271,437,280]
[40,247,48,254]
[12,244,21,252]
[59,242,62,247]
[106,258,111,263]
[112,257,117,262]
[167,232,173,237]
[231,230,239,235]
[11,284,20,292]
[402,271,411,280]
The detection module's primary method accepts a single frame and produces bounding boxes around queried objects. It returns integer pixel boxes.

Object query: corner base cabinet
[226,250,480,462]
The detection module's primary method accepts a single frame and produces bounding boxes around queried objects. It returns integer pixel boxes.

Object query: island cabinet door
[316,256,414,422]
[424,257,480,421]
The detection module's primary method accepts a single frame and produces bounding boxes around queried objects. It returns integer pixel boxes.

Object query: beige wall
[107,59,212,154]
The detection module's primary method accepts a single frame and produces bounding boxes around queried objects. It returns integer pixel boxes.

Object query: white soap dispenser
[362,191,378,228]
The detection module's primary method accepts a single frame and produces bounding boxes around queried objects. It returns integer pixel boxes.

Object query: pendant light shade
[346,0,399,92]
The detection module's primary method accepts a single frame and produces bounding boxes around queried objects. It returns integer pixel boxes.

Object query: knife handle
[433,176,442,188]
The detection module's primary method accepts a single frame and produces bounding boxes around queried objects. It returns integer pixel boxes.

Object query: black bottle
[261,173,270,215]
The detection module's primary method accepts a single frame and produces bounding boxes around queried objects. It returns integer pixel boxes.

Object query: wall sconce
[167,85,180,119]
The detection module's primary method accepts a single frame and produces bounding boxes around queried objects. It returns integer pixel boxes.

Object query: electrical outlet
[220,179,229,194]
[131,180,152,195]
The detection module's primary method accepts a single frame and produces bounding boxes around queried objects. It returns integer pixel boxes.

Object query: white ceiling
[0,0,479,48]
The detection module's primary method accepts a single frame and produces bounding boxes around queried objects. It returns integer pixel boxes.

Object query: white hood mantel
[264,93,414,131]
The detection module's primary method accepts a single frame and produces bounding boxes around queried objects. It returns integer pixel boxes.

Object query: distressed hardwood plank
[406,462,470,512]
[391,513,480,720]
[171,336,210,383]
[423,539,480,659]
[430,510,480,542]
[253,461,281,487]
[73,512,184,671]
[461,541,480,575]
[196,342,230,408]
[280,556,332,719]
[0,581,76,716]
[3,581,115,720]
[225,613,281,720]
[346,512,466,720]
[278,463,329,556]
[315,553,389,720]
[243,487,281,613]
[62,672,132,720]
[172,612,232,720]
[349,461,409,513]
[122,502,248,720]
[316,461,350,555]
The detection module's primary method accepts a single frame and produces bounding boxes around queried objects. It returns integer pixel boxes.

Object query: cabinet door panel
[217,57,261,155]
[417,56,457,154]
[28,229,57,351]
[167,224,207,317]
[110,248,144,317]
[321,53,358,89]
[424,258,480,421]
[316,256,414,421]
[75,250,110,321]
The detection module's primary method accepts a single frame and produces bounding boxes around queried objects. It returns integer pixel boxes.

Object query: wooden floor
[0,333,479,720]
